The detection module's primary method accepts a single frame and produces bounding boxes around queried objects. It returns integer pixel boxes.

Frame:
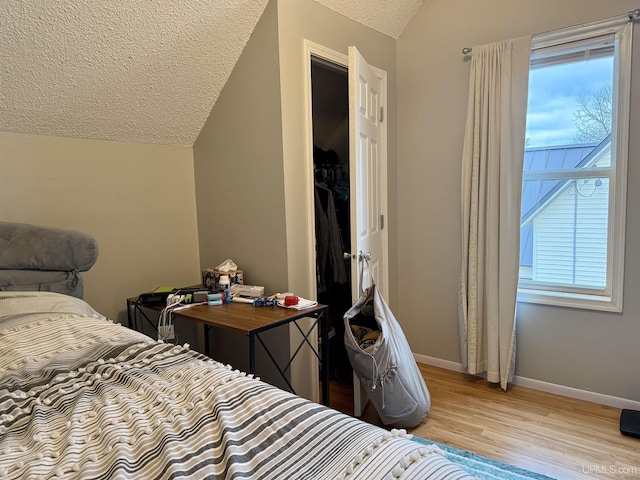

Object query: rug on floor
[411,436,556,480]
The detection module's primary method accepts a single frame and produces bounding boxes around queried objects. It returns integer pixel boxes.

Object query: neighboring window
[518,18,632,312]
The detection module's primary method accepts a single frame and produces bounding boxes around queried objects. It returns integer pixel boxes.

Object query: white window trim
[517,19,632,313]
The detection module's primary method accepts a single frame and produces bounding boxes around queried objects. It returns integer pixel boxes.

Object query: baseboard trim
[413,353,640,411]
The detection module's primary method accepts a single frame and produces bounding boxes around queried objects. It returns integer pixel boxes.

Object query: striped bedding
[0,292,474,480]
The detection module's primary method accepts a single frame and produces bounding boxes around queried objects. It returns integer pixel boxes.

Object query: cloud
[525,57,613,147]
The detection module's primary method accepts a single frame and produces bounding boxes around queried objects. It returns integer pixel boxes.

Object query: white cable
[158,295,184,341]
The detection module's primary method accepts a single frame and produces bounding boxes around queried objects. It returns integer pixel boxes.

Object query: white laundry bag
[343,260,430,428]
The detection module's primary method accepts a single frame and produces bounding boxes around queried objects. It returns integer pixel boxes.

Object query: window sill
[517,288,622,313]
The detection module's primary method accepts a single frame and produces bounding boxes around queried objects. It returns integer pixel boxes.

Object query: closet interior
[311,56,353,383]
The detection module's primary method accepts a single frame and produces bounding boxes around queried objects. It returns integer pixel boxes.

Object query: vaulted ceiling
[0,0,424,147]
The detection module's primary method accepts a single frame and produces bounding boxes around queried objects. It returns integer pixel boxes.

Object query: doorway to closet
[305,41,388,414]
[310,56,353,384]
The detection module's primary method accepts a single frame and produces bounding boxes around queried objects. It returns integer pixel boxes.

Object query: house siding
[533,178,609,288]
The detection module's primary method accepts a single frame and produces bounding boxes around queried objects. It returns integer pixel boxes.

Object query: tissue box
[201,269,244,291]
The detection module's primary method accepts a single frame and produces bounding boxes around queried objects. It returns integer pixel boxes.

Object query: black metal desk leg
[204,325,210,357]
[249,334,256,374]
[320,308,330,405]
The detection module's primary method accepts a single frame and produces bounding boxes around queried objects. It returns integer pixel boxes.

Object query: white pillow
[0,291,105,319]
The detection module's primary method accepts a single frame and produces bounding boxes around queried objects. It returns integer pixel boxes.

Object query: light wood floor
[329,363,640,480]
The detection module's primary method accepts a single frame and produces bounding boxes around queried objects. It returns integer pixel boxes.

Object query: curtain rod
[461,8,640,55]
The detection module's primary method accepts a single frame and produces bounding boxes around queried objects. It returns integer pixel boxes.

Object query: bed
[0,223,474,479]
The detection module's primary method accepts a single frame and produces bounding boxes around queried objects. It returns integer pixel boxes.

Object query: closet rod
[461,8,640,55]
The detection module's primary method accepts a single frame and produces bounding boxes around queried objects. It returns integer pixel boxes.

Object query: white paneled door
[348,46,387,417]
[348,46,385,297]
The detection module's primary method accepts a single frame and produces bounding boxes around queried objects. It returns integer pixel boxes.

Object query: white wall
[397,0,640,402]
[0,132,201,322]
[194,0,287,290]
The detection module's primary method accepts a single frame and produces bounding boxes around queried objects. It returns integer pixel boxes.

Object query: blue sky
[525,57,613,147]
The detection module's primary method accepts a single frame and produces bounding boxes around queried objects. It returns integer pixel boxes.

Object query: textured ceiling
[0,0,423,147]
[314,0,424,39]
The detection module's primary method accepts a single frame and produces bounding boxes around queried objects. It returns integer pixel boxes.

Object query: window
[517,18,632,312]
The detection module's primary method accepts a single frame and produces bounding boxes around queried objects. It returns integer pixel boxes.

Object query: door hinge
[380,214,385,230]
[379,106,384,122]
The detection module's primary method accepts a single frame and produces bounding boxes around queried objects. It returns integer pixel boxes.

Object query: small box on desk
[201,269,244,291]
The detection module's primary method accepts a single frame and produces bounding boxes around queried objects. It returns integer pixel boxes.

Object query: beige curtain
[458,36,532,390]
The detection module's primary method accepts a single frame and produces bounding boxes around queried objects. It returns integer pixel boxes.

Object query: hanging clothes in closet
[314,147,353,383]
[314,148,350,294]
[315,183,348,293]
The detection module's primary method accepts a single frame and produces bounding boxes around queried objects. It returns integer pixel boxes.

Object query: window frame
[517,17,632,313]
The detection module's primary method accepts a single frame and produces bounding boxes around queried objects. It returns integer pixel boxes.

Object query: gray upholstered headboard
[0,222,99,298]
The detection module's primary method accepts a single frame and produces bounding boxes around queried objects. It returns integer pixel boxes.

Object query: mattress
[0,292,473,480]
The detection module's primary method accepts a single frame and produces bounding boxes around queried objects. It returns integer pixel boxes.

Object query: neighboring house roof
[519,135,611,267]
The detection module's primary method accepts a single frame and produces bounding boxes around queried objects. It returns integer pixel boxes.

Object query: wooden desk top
[171,301,327,335]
